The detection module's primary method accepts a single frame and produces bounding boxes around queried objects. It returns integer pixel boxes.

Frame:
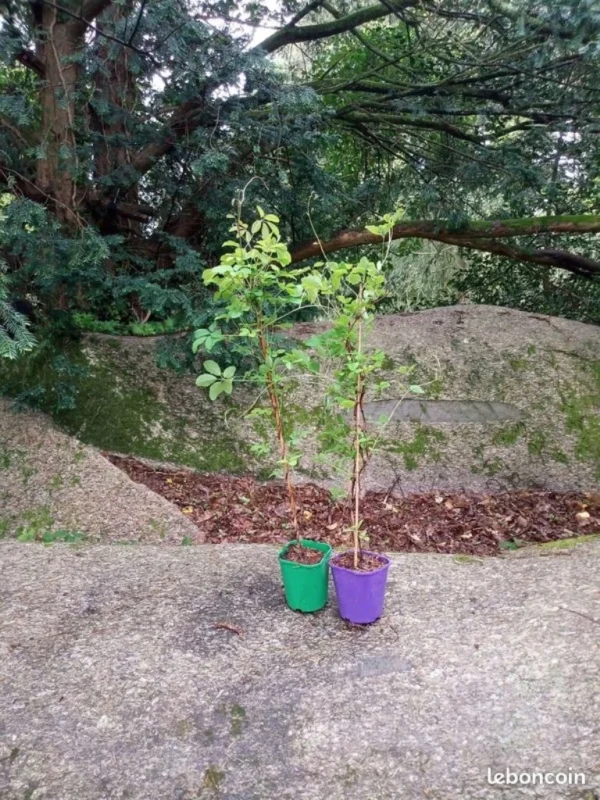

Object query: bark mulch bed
[107,454,600,556]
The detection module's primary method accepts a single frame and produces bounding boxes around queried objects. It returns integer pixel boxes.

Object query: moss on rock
[0,336,251,473]
[560,361,600,478]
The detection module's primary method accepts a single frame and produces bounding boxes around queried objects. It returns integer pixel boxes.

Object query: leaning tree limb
[290,215,600,279]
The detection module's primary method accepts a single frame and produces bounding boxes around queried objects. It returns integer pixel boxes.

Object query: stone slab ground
[1,541,599,800]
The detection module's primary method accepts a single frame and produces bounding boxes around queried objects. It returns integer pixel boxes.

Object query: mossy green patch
[426,377,444,399]
[508,356,527,372]
[0,339,251,474]
[49,473,64,490]
[560,361,600,477]
[492,422,525,446]
[483,456,503,476]
[202,765,225,794]
[535,534,600,550]
[527,429,548,457]
[550,449,569,465]
[384,425,447,470]
[15,505,54,540]
[230,704,246,736]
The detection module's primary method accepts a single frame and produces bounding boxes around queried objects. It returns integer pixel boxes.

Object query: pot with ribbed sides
[278,539,332,612]
[330,550,391,624]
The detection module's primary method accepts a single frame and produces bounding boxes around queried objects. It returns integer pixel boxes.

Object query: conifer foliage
[0,0,599,324]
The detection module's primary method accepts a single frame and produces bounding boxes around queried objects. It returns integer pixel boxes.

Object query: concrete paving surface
[0,541,599,800]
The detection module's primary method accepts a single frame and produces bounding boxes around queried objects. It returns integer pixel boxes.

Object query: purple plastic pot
[330,550,391,624]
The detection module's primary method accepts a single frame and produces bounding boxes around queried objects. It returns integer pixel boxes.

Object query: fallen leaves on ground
[106,454,600,556]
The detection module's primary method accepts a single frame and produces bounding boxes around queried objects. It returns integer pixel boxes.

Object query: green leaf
[196,374,217,387]
[499,539,519,551]
[410,385,425,394]
[222,365,236,379]
[209,382,223,401]
[204,360,222,376]
[221,378,234,395]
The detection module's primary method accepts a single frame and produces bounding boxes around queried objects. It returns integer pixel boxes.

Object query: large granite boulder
[1,304,598,495]
[312,304,599,493]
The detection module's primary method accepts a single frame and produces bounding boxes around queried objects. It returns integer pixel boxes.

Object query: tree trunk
[90,2,140,233]
[36,6,83,228]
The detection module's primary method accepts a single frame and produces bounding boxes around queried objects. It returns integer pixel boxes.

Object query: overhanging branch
[259,0,416,53]
[290,215,600,280]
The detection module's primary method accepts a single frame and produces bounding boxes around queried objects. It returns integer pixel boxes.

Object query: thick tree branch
[290,215,600,280]
[288,0,328,27]
[121,0,419,183]
[336,110,482,143]
[428,237,600,281]
[79,0,114,26]
[14,48,45,76]
[259,0,416,54]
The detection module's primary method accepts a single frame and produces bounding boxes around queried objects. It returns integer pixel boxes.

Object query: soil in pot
[333,550,385,572]
[280,542,324,565]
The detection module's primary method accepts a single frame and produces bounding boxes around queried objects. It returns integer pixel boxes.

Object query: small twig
[214,621,244,635]
[559,606,600,626]
[383,474,403,505]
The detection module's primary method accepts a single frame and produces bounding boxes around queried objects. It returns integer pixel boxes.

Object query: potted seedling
[193,196,331,612]
[307,215,420,623]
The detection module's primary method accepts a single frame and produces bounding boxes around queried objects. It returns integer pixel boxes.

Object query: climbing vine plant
[304,213,424,565]
[195,202,427,559]
[194,199,320,531]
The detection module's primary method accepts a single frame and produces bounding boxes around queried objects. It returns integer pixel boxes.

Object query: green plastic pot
[278,539,332,612]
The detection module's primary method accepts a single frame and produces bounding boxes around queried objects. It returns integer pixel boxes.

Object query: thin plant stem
[257,326,298,531]
[352,285,363,569]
